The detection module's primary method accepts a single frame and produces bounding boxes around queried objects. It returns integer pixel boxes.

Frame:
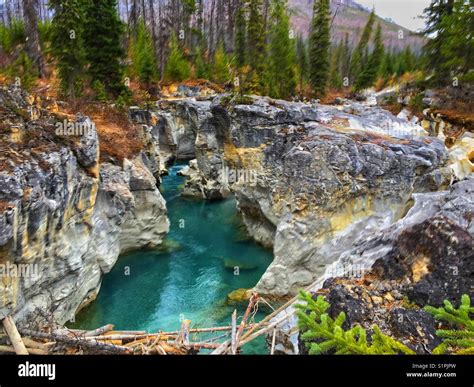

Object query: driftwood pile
[0,292,299,355]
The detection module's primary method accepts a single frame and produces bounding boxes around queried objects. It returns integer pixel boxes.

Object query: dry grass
[65,101,143,163]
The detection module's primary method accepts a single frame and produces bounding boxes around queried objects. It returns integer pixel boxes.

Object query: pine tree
[0,19,26,54]
[296,34,308,95]
[329,40,344,89]
[308,0,331,98]
[164,33,191,82]
[49,0,86,99]
[355,23,384,91]
[340,32,351,83]
[437,1,473,84]
[349,9,375,85]
[425,295,474,355]
[131,19,157,86]
[394,48,411,77]
[296,291,415,355]
[83,0,127,97]
[402,46,414,73]
[211,42,231,85]
[422,0,454,85]
[247,0,267,93]
[267,0,296,99]
[234,1,247,68]
[380,49,394,79]
[194,45,209,79]
[8,51,37,91]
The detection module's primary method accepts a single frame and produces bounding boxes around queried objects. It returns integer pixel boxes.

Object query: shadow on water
[70,163,274,354]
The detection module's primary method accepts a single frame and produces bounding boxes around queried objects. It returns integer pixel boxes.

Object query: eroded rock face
[0,87,169,325]
[278,177,473,355]
[157,95,452,297]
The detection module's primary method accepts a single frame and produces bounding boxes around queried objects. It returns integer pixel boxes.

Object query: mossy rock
[227,288,252,303]
[155,239,182,253]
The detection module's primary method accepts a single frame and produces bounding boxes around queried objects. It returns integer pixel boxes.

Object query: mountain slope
[289,0,426,52]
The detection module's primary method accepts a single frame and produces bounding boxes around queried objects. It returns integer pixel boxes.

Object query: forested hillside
[0,0,471,107]
[289,0,426,51]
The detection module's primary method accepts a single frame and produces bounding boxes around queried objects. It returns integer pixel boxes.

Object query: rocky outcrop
[270,177,473,354]
[0,86,169,325]
[296,177,473,354]
[157,95,452,297]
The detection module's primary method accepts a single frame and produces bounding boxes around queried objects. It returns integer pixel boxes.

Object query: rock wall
[157,95,453,297]
[295,177,473,354]
[0,87,169,325]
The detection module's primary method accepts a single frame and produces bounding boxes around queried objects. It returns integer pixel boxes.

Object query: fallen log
[211,339,231,355]
[231,310,237,355]
[160,324,254,336]
[147,343,186,355]
[176,320,191,346]
[212,294,258,355]
[19,329,131,354]
[238,311,294,347]
[2,316,28,355]
[149,344,167,355]
[186,342,222,349]
[200,333,229,344]
[85,333,176,342]
[234,293,258,351]
[22,338,49,352]
[105,330,147,336]
[0,345,47,355]
[270,328,277,355]
[125,338,156,348]
[83,324,114,337]
[239,279,321,343]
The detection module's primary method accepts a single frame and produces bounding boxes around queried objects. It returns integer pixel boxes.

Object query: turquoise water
[71,163,274,353]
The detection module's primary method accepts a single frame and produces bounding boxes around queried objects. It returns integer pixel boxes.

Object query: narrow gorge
[0,84,472,354]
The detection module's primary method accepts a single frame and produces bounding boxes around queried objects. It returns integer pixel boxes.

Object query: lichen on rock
[0,86,169,325]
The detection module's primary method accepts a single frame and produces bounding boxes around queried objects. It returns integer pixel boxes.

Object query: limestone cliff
[285,177,473,355]
[0,86,169,325]
[154,94,454,297]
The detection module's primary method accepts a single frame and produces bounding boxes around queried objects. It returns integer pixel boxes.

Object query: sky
[355,0,432,32]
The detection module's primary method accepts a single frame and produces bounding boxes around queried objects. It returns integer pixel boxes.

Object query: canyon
[0,84,472,354]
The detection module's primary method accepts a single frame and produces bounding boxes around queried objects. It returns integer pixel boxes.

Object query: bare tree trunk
[148,0,158,60]
[208,0,216,56]
[124,0,130,22]
[225,0,238,51]
[130,0,138,30]
[22,0,44,77]
[6,0,13,25]
[141,0,147,20]
[41,0,48,22]
[36,0,42,22]
[158,0,166,80]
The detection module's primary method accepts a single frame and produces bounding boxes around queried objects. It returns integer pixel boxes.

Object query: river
[71,163,274,353]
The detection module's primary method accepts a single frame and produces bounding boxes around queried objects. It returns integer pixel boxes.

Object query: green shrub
[164,33,191,82]
[211,43,231,85]
[409,93,424,112]
[130,19,157,85]
[296,291,415,355]
[92,80,108,103]
[6,52,37,91]
[425,294,474,355]
[0,19,26,54]
[38,20,53,47]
